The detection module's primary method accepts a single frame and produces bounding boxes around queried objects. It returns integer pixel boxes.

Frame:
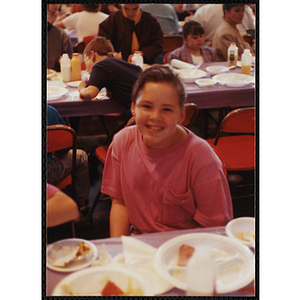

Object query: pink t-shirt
[46,183,59,200]
[101,126,233,233]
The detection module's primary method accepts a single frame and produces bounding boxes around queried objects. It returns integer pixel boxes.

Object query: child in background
[101,65,233,237]
[168,20,216,64]
[78,37,142,119]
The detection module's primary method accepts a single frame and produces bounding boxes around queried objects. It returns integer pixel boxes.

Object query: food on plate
[177,244,195,266]
[101,280,124,296]
[235,231,255,242]
[60,277,144,296]
[51,241,92,267]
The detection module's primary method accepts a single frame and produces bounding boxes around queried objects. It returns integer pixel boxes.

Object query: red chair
[163,51,173,64]
[47,124,77,236]
[206,107,255,171]
[162,35,183,52]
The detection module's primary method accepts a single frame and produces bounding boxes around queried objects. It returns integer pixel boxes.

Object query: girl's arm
[110,198,130,237]
[47,190,79,227]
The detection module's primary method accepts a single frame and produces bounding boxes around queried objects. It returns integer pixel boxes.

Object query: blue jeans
[47,149,90,207]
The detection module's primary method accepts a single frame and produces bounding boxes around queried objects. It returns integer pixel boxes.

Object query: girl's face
[131,82,185,149]
[185,33,205,51]
[226,5,245,25]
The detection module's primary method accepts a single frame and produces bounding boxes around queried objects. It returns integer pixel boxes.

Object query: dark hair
[82,4,100,12]
[132,65,186,109]
[83,36,114,57]
[223,4,244,17]
[182,21,204,39]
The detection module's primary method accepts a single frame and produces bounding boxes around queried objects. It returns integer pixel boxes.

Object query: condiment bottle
[60,53,71,82]
[227,42,238,69]
[241,49,252,75]
[71,53,82,81]
[186,247,216,296]
[131,51,144,68]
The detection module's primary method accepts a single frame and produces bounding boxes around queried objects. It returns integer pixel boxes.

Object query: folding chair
[47,124,77,237]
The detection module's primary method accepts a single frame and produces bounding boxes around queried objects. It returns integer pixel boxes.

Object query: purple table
[45,226,255,297]
[47,62,255,118]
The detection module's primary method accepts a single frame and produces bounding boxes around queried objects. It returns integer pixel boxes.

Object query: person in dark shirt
[78,36,142,117]
[98,4,163,64]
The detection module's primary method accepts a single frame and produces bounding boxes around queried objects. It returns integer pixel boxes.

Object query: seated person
[78,37,142,119]
[212,4,254,61]
[101,65,233,237]
[47,105,90,222]
[168,21,216,64]
[98,4,163,64]
[54,4,108,43]
[46,183,79,228]
[47,21,73,72]
[173,4,193,22]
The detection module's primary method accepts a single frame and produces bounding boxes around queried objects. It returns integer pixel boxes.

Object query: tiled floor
[46,111,255,243]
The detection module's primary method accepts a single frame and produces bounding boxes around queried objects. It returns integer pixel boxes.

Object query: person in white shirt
[55,4,108,42]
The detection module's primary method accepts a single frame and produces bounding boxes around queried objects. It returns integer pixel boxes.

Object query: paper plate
[213,74,254,87]
[47,238,98,272]
[112,252,173,295]
[47,69,56,79]
[195,78,217,87]
[47,86,68,100]
[154,233,254,294]
[52,265,154,296]
[174,68,207,83]
[206,66,229,75]
[67,81,82,88]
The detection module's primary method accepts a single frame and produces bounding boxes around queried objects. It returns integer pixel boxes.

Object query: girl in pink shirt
[101,65,233,237]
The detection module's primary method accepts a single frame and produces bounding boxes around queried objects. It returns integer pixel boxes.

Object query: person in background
[193,4,255,47]
[98,4,163,64]
[46,183,79,228]
[168,21,216,65]
[47,4,60,24]
[101,4,121,14]
[212,4,254,61]
[78,37,142,119]
[47,21,73,72]
[173,4,193,22]
[47,105,90,223]
[55,4,108,43]
[140,3,179,35]
[101,65,233,237]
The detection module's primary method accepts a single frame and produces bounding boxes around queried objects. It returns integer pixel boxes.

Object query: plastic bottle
[227,42,238,68]
[186,247,216,296]
[71,53,82,81]
[131,51,144,68]
[241,49,252,75]
[60,53,71,82]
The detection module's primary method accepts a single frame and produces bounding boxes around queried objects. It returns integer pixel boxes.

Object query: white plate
[47,238,98,272]
[47,86,68,100]
[226,217,255,247]
[47,69,56,79]
[52,265,154,296]
[154,233,254,294]
[112,253,173,295]
[195,78,217,87]
[174,68,207,83]
[212,74,254,87]
[206,66,229,75]
[67,81,82,88]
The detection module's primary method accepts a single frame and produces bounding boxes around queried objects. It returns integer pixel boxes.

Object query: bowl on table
[174,68,207,83]
[195,78,217,87]
[225,217,255,247]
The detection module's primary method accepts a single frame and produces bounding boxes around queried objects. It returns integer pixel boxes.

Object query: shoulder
[202,45,216,54]
[111,126,137,151]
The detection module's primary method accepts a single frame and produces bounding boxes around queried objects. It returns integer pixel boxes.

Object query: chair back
[47,125,77,194]
[74,41,85,54]
[162,35,183,52]
[214,107,255,145]
[163,51,172,64]
[83,35,96,46]
[181,103,198,128]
